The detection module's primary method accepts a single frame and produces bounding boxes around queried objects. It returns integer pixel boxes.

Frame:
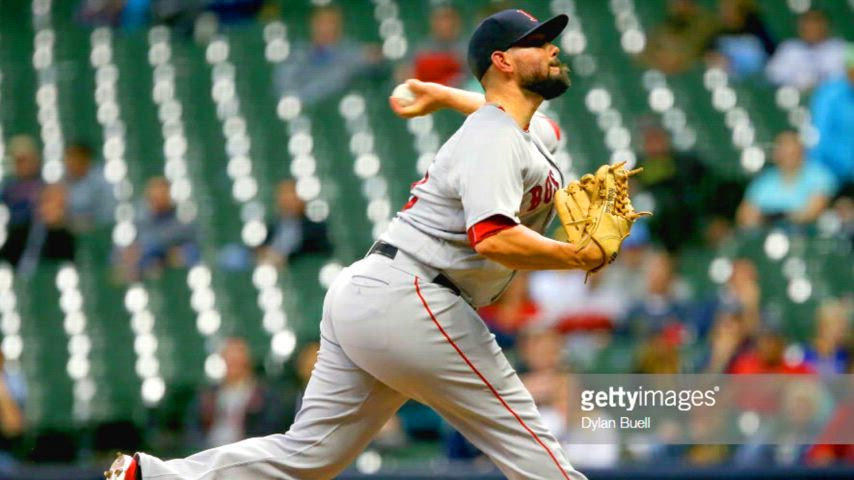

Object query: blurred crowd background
[0,0,852,478]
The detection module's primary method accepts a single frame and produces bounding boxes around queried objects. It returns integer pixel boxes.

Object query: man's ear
[490,51,513,75]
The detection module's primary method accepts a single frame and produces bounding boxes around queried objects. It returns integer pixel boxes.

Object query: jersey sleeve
[529,112,561,155]
[456,128,524,229]
[467,215,517,248]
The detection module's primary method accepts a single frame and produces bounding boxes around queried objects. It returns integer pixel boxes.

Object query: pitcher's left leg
[343,277,587,480]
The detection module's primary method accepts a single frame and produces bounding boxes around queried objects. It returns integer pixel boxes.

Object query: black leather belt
[367,241,462,296]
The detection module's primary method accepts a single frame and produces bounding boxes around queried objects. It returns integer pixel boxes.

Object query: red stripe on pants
[413,277,571,480]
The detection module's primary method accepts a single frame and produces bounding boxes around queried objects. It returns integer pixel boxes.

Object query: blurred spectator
[693,258,761,373]
[120,177,200,280]
[805,363,854,465]
[736,130,837,228]
[616,251,696,342]
[705,0,775,79]
[700,259,763,373]
[735,379,829,466]
[660,416,732,466]
[834,193,854,242]
[638,0,719,74]
[635,121,719,252]
[728,326,812,375]
[150,0,202,33]
[0,136,44,267]
[717,258,762,335]
[0,350,25,472]
[397,3,467,86]
[206,0,265,25]
[801,300,850,376]
[62,142,115,233]
[809,44,854,190]
[529,235,649,368]
[702,215,735,250]
[529,268,637,333]
[186,337,286,449]
[16,184,76,275]
[634,332,682,373]
[479,272,539,349]
[518,328,572,448]
[258,179,332,267]
[766,9,847,91]
[76,0,150,30]
[704,303,751,373]
[275,5,383,105]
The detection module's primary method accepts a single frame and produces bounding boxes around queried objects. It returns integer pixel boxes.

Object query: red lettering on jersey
[401,172,429,212]
[544,179,554,204]
[529,185,543,211]
[527,172,561,213]
[544,171,560,204]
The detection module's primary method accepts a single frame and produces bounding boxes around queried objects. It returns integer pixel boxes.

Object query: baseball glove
[554,162,651,276]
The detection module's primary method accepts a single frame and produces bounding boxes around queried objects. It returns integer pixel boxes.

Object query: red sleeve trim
[467,215,517,248]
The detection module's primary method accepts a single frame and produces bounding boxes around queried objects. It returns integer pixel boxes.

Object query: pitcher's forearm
[437,85,485,115]
[474,225,599,270]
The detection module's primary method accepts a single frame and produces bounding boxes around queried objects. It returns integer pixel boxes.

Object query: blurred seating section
[0,0,852,477]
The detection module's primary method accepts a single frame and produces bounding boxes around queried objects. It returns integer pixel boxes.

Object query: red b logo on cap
[516,9,538,22]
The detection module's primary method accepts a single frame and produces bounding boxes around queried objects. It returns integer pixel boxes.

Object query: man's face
[772,132,803,173]
[276,180,304,216]
[222,338,252,382]
[311,9,342,46]
[146,179,173,213]
[798,13,828,44]
[508,36,570,100]
[14,152,40,179]
[643,126,671,156]
[521,330,563,371]
[431,7,460,42]
[64,149,91,179]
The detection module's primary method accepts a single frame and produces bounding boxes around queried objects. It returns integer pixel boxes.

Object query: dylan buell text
[581,416,651,432]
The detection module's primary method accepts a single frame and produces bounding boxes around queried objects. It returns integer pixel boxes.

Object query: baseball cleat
[104,452,138,480]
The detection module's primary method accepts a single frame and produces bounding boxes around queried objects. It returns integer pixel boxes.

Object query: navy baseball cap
[468,9,569,80]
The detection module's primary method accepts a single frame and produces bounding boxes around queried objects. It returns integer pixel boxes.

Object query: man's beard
[522,63,571,100]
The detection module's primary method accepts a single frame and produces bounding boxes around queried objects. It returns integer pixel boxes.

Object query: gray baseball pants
[137,251,587,480]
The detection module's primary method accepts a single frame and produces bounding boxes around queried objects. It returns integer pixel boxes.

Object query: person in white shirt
[766,9,847,91]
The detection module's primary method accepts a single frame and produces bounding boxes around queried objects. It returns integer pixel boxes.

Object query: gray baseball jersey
[382,104,563,307]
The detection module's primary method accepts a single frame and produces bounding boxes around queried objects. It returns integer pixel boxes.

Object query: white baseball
[391,83,416,106]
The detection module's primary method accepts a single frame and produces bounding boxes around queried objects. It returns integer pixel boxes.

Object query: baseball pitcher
[107,9,646,480]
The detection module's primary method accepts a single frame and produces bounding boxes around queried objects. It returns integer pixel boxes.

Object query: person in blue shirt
[737,130,837,227]
[62,142,116,233]
[119,177,200,281]
[274,5,384,106]
[810,43,854,193]
[258,179,331,268]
